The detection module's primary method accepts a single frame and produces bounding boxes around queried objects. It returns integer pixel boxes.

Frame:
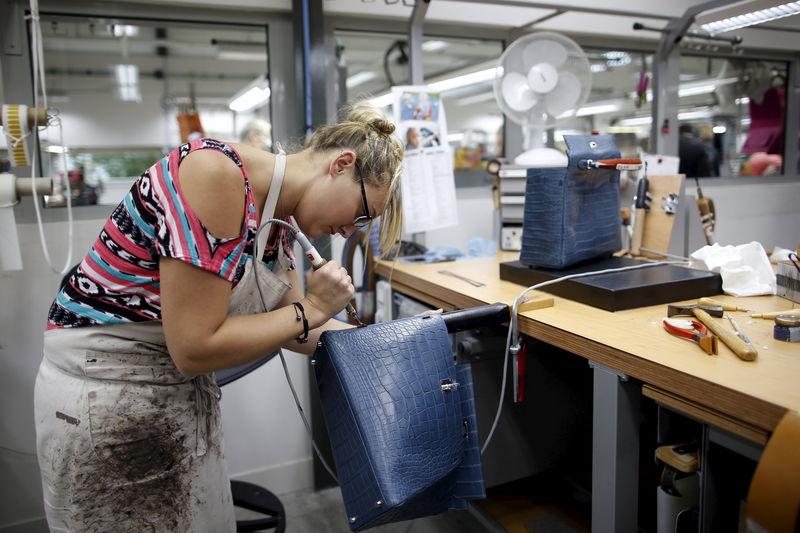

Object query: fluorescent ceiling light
[422,40,449,52]
[678,109,714,120]
[368,64,498,108]
[229,76,270,112]
[346,71,378,89]
[712,125,727,133]
[368,92,394,108]
[678,84,716,97]
[617,116,653,126]
[218,50,267,61]
[112,24,139,37]
[428,68,496,92]
[697,0,800,33]
[112,64,141,102]
[575,103,620,117]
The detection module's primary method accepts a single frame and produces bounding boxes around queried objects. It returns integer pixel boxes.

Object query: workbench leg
[590,362,641,533]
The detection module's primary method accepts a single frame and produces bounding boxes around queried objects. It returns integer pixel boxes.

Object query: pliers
[662,317,719,355]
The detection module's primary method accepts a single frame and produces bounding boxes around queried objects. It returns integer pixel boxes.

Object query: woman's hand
[302,260,355,327]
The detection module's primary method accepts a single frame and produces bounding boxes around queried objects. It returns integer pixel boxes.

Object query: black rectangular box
[499,257,723,312]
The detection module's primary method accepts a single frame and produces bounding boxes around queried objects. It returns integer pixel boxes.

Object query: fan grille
[493,32,591,129]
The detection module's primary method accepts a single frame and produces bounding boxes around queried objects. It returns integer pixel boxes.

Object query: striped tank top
[47,138,295,329]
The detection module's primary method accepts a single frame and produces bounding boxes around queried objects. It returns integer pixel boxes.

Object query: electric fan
[493,32,592,166]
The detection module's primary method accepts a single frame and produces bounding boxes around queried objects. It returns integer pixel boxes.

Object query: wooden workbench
[376,251,800,532]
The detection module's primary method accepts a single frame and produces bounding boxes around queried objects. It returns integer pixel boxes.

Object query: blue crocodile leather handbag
[520,134,622,269]
[312,314,484,531]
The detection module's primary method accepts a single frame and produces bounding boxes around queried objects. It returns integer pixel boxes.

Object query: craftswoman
[34,101,404,531]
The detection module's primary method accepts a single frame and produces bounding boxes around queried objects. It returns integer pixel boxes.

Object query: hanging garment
[741,86,786,155]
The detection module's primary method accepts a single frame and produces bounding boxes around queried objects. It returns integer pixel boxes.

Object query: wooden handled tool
[693,308,757,361]
[751,309,800,319]
[697,297,748,312]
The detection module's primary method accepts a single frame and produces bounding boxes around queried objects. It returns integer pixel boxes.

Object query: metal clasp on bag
[440,378,459,393]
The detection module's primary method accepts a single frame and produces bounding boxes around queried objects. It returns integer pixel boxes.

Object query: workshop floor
[274,486,493,533]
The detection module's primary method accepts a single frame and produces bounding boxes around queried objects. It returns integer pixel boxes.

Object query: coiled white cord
[252,218,340,483]
[480,258,689,454]
[26,0,74,274]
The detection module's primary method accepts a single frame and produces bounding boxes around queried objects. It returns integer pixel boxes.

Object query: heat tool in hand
[292,224,364,327]
[577,158,643,171]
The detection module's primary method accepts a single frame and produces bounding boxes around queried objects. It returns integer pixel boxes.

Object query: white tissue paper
[769,247,794,264]
[689,241,776,297]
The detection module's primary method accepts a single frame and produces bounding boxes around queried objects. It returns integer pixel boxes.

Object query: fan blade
[501,71,537,112]
[522,39,567,70]
[544,71,581,117]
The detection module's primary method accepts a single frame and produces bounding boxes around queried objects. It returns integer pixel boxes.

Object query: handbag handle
[441,303,510,333]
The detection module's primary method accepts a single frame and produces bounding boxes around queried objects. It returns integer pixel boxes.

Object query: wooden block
[640,174,684,259]
[518,295,554,313]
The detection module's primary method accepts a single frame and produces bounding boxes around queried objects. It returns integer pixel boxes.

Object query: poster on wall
[393,86,458,234]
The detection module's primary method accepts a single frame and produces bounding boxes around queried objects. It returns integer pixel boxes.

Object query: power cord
[252,218,339,483]
[480,258,689,454]
[26,0,75,274]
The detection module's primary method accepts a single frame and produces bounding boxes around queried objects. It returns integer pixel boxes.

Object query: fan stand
[513,126,568,167]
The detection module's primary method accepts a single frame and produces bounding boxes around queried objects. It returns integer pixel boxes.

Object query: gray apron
[34,153,292,532]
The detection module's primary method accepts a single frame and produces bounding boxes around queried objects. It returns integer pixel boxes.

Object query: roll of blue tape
[773,324,800,342]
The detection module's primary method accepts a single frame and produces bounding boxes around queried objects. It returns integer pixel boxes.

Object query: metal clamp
[440,378,459,393]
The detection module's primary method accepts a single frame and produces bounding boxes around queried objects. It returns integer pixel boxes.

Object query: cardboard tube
[0,107,47,126]
[16,177,53,196]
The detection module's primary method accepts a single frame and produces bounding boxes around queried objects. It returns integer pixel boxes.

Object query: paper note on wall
[393,86,458,234]
[639,153,680,178]
[400,148,458,234]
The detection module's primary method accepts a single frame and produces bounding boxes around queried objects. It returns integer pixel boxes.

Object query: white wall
[0,215,103,530]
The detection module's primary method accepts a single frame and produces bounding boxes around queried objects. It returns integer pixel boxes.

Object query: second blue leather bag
[520,134,622,269]
[313,314,484,531]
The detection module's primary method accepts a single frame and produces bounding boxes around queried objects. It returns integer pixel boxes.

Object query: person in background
[699,124,721,177]
[678,123,712,178]
[34,101,404,532]
[239,118,272,151]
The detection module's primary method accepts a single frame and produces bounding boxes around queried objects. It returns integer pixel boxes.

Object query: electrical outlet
[501,226,522,251]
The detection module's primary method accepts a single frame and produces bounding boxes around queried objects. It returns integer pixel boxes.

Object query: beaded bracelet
[292,302,309,344]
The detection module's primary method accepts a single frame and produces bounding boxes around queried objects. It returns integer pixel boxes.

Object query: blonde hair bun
[346,101,396,137]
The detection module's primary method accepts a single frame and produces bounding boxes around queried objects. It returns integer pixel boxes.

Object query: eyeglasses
[353,160,373,228]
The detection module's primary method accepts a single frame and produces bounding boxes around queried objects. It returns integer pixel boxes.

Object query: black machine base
[499,257,723,312]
